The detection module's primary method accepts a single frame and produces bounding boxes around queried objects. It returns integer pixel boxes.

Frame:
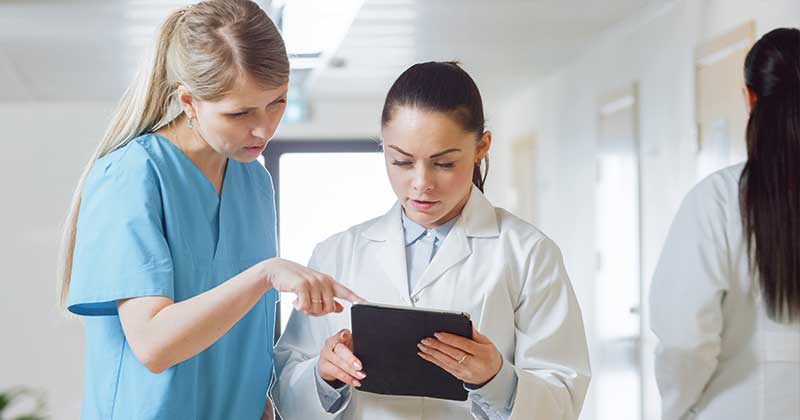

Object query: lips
[408,199,439,211]
[244,143,266,153]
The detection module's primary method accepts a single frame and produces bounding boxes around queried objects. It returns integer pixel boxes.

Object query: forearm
[467,357,518,419]
[313,362,351,413]
[120,260,271,373]
[274,352,350,418]
[654,344,719,420]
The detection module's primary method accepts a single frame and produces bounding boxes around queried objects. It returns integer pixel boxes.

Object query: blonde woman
[58,1,361,419]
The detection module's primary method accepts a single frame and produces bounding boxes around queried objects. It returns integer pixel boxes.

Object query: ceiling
[0,0,660,105]
[311,0,662,103]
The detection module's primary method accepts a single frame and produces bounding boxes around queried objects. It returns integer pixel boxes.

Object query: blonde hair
[58,0,289,307]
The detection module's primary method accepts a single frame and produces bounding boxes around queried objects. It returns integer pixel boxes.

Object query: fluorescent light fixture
[279,0,365,68]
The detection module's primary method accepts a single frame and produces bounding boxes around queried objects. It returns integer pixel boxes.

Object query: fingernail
[421,338,431,345]
[434,333,442,339]
[417,343,426,350]
[353,380,362,387]
[354,361,362,369]
[356,372,366,379]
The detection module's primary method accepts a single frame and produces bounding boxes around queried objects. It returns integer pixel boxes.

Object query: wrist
[468,355,503,388]
[326,378,346,388]
[317,359,339,384]
[319,369,335,383]
[258,258,277,292]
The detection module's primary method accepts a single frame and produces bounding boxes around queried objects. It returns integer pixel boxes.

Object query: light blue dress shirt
[314,210,517,419]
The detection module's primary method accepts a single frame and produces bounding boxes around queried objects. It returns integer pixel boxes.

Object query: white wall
[488,0,800,418]
[276,96,384,140]
[0,102,114,419]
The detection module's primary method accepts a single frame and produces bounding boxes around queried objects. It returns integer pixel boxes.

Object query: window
[262,140,397,336]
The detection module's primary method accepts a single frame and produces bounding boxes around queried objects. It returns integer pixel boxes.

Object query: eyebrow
[388,145,462,159]
[231,89,289,112]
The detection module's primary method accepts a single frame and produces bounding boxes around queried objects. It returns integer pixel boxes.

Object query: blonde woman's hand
[260,258,363,316]
[417,327,502,387]
[318,329,365,387]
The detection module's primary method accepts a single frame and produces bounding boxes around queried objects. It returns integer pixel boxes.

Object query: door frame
[260,139,383,341]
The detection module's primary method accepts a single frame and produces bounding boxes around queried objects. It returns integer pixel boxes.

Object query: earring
[187,116,194,129]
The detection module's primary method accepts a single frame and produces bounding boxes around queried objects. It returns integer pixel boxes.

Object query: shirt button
[425,230,432,237]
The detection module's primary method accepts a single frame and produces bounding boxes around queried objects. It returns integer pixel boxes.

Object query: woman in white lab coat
[271,62,590,420]
[651,28,800,420]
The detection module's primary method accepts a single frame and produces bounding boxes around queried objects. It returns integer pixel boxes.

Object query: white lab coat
[272,186,590,420]
[651,163,800,420]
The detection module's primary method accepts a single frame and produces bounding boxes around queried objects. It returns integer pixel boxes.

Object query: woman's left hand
[417,327,502,387]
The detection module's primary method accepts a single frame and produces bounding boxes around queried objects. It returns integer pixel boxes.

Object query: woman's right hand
[260,258,364,316]
[319,329,365,387]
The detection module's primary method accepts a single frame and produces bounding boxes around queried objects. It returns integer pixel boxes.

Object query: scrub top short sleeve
[67,147,174,316]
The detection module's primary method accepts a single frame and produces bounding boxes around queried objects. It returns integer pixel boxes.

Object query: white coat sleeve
[271,243,352,419]
[650,182,727,420]
[506,237,592,420]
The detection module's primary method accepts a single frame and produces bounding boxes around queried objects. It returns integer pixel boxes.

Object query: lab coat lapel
[411,186,499,297]
[361,202,410,300]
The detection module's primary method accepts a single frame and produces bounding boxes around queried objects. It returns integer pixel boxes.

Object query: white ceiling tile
[0,0,654,104]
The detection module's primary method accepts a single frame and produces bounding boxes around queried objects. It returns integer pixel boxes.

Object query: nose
[251,113,280,141]
[412,164,434,193]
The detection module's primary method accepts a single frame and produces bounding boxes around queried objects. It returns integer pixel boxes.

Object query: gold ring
[457,354,468,364]
[312,299,323,304]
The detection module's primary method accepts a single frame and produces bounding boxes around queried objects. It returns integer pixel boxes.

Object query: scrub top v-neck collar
[153,133,231,261]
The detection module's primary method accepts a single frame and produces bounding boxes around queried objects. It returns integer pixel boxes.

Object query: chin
[407,209,443,224]
[229,153,259,163]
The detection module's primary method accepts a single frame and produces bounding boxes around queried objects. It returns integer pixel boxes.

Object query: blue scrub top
[67,133,279,420]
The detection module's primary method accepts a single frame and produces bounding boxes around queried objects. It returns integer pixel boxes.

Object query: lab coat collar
[362,186,499,299]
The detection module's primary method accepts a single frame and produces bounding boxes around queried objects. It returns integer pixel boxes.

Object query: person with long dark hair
[651,28,800,420]
[272,61,591,420]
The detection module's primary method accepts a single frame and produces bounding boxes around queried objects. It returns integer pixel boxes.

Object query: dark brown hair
[381,61,489,191]
[740,27,800,321]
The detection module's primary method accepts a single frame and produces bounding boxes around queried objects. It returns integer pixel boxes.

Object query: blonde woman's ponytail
[57,9,184,307]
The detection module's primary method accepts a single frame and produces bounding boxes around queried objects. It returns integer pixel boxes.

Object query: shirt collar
[401,209,457,246]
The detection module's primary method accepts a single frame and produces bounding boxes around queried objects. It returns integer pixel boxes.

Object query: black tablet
[351,302,473,401]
